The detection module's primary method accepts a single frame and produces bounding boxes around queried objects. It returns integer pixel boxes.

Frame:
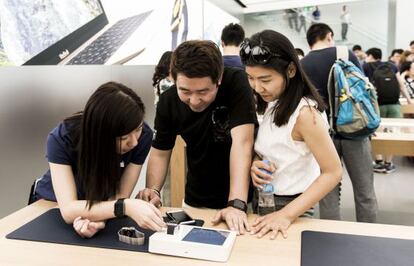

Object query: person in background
[171,0,188,50]
[297,8,308,35]
[399,50,414,70]
[241,30,342,239]
[287,8,299,32]
[31,82,166,238]
[301,23,378,223]
[311,6,321,24]
[410,40,414,54]
[138,40,257,235]
[340,5,350,41]
[352,45,366,67]
[152,51,173,105]
[363,47,412,174]
[400,61,414,98]
[295,48,305,60]
[220,23,245,69]
[388,49,404,68]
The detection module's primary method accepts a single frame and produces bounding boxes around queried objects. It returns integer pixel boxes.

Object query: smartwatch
[118,227,145,245]
[227,199,247,213]
[114,198,126,218]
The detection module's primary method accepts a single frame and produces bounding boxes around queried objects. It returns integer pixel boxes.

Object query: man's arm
[146,147,172,190]
[137,147,172,206]
[212,123,255,234]
[228,124,255,202]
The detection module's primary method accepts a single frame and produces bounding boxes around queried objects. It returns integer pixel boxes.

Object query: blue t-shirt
[34,120,153,201]
[223,55,244,69]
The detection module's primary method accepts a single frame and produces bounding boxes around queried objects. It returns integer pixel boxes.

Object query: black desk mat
[6,208,204,252]
[301,230,414,266]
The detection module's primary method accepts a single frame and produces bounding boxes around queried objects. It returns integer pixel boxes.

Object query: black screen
[168,210,193,223]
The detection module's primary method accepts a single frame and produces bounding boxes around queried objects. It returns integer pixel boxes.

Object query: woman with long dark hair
[152,51,173,105]
[32,82,165,238]
[240,30,342,239]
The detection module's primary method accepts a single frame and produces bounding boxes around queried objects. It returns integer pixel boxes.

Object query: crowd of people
[28,17,413,241]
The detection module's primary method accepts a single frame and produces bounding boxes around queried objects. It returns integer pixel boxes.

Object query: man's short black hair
[352,45,362,51]
[221,23,245,46]
[306,23,334,47]
[391,49,404,57]
[410,40,414,46]
[366,48,382,60]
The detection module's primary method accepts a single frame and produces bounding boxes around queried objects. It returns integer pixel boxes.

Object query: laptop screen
[0,0,107,65]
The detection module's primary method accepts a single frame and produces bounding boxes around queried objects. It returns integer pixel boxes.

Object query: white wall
[318,0,388,47]
[242,0,389,53]
[394,0,414,50]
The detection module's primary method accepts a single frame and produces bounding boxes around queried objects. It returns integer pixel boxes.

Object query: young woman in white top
[240,30,342,239]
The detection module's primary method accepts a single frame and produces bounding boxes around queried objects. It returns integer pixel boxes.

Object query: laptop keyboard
[67,11,151,65]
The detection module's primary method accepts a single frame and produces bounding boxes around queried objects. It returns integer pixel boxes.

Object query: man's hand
[136,188,162,207]
[211,207,250,235]
[73,217,105,238]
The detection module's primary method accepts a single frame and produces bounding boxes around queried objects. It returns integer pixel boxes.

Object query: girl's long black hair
[242,30,325,127]
[65,82,145,208]
[152,51,172,91]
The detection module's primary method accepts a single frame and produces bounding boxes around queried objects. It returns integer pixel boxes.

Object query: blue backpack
[327,46,381,139]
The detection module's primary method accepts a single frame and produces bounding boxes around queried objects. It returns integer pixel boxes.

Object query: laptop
[301,230,414,266]
[0,0,151,65]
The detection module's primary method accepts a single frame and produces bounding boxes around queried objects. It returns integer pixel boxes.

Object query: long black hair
[241,30,325,127]
[65,82,145,208]
[152,51,172,89]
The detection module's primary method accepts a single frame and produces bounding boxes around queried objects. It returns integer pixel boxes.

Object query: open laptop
[0,0,151,65]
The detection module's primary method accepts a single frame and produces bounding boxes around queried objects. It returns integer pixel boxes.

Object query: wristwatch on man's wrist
[227,199,247,213]
[114,198,126,218]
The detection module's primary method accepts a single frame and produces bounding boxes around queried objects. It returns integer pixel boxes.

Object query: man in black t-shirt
[138,40,257,234]
[221,23,245,69]
[301,23,378,223]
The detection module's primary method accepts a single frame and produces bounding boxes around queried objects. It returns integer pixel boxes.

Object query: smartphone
[166,209,195,225]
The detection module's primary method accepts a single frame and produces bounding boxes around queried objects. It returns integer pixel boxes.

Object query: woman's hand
[250,160,276,189]
[125,199,166,232]
[73,216,105,238]
[250,211,293,240]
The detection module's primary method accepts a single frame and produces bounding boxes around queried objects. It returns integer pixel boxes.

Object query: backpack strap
[336,46,349,61]
[327,65,336,135]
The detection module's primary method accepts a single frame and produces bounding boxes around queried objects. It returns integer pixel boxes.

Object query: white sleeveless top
[254,98,328,195]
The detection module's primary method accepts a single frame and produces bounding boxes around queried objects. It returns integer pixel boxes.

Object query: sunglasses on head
[240,39,282,64]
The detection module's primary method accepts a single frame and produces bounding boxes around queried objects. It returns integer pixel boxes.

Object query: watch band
[114,198,126,218]
[227,199,248,213]
[117,227,145,245]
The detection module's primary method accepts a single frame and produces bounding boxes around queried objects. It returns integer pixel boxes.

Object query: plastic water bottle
[258,159,276,216]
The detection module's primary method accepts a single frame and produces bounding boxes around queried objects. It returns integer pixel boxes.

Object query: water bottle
[258,159,276,216]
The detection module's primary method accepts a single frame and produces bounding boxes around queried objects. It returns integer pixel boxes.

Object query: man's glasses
[240,39,281,64]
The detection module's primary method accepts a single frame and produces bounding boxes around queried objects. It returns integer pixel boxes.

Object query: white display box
[149,225,237,262]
